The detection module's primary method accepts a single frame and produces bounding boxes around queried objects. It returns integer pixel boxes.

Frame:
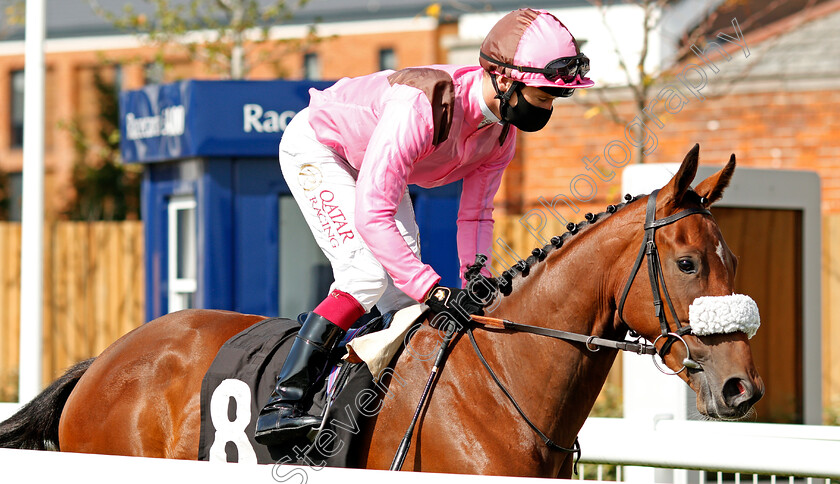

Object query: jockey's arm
[354,96,441,302]
[456,138,516,286]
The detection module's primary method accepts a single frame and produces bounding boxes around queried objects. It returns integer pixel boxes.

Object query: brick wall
[505,85,840,223]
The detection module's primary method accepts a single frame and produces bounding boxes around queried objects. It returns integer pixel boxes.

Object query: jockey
[255,8,594,444]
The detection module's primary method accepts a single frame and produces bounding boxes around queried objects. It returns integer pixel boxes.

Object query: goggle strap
[482,51,552,76]
[481,51,584,78]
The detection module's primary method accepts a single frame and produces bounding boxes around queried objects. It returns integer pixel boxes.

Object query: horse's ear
[662,143,700,205]
[694,153,736,207]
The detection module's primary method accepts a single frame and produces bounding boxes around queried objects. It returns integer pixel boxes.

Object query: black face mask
[491,76,553,133]
[501,87,553,132]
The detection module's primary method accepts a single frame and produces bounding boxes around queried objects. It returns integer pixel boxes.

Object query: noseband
[617,189,711,374]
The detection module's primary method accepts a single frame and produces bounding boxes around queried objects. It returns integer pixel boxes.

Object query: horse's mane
[494,194,646,296]
[493,189,710,296]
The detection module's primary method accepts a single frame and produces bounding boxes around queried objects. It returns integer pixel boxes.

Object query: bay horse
[0,145,763,478]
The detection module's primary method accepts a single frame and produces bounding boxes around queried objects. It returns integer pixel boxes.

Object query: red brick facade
[507,85,840,221]
[502,1,840,221]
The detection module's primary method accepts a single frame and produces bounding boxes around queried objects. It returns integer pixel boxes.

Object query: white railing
[0,447,585,484]
[0,402,22,422]
[1,417,837,482]
[577,418,840,481]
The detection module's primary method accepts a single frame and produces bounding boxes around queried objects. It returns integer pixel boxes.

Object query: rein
[466,326,581,465]
[464,313,655,469]
[389,191,715,470]
[470,315,655,355]
[455,189,712,467]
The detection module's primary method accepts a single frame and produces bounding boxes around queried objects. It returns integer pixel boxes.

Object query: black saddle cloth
[197,314,392,466]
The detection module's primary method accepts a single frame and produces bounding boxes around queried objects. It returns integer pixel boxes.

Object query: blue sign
[120,79,334,163]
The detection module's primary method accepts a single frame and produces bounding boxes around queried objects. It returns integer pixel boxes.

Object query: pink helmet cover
[480,8,594,89]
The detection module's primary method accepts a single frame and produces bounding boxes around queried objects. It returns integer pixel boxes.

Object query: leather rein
[463,189,712,463]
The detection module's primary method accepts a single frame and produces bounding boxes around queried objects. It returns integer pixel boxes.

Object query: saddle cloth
[197,305,426,466]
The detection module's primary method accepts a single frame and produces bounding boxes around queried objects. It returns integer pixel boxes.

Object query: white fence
[0,448,575,484]
[0,418,838,482]
[578,418,840,481]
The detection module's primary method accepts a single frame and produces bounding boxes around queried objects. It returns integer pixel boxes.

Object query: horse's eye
[677,259,696,274]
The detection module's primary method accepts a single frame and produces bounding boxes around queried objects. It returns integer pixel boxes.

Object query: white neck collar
[476,76,500,128]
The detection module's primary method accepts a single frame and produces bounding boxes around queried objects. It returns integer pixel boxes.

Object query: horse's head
[617,144,764,420]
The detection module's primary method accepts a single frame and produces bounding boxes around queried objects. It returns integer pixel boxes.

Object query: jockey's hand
[466,273,498,308]
[424,284,483,327]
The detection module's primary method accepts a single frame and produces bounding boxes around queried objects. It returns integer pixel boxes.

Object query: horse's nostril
[722,377,751,407]
[722,377,759,410]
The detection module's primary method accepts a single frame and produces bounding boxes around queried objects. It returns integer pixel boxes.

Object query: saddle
[197,312,396,465]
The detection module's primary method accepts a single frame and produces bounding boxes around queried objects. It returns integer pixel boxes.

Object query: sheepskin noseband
[688,294,760,339]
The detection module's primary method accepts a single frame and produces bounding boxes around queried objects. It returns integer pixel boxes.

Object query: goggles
[480,52,590,83]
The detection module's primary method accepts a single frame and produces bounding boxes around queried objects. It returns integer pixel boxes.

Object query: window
[144,62,165,85]
[113,64,123,92]
[6,172,21,221]
[168,196,197,312]
[278,195,331,317]
[303,53,321,80]
[379,48,397,71]
[10,70,24,148]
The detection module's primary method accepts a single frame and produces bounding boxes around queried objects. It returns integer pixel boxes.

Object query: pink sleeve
[354,93,442,302]
[456,135,516,286]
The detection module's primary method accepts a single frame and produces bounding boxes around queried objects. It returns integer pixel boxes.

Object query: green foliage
[62,66,142,221]
[574,463,619,481]
[89,0,322,79]
[0,0,24,35]
[824,402,840,426]
[590,378,623,418]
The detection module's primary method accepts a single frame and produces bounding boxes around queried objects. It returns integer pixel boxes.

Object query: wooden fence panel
[714,207,802,422]
[0,224,21,401]
[824,214,840,420]
[0,222,144,402]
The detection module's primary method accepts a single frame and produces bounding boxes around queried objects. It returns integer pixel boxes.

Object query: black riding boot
[254,312,345,445]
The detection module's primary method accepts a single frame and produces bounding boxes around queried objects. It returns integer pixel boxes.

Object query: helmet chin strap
[489,74,523,144]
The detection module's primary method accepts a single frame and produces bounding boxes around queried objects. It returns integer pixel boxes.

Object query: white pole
[19,0,47,403]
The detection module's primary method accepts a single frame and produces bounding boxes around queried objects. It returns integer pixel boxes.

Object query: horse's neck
[482,216,634,447]
[491,214,631,337]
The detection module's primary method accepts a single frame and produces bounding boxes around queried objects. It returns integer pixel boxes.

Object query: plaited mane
[495,194,645,296]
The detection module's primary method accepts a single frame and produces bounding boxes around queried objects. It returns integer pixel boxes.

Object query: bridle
[616,188,711,374]
[447,189,714,466]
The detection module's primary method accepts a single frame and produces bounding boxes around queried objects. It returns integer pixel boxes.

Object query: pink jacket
[308,65,516,302]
